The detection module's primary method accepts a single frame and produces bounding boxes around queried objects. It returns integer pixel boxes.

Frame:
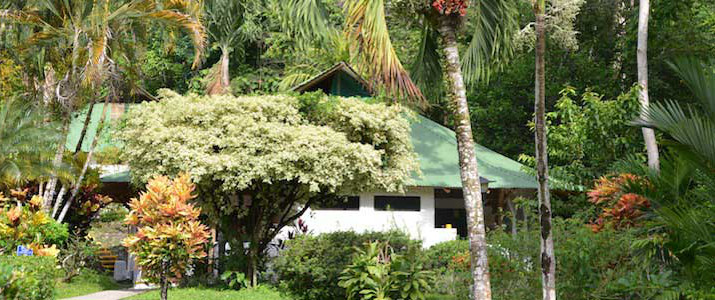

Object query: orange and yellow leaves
[123,173,210,284]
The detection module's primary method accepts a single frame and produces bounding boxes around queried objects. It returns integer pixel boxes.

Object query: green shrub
[339,241,433,300]
[426,218,696,300]
[98,203,128,223]
[424,239,469,270]
[272,230,420,300]
[0,255,58,300]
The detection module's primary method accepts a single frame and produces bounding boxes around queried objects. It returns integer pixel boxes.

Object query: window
[314,196,360,211]
[374,196,420,211]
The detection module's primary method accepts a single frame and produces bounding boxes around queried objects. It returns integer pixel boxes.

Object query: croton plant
[123,173,210,285]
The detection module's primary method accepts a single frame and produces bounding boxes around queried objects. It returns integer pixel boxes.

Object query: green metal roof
[410,115,537,189]
[65,103,123,152]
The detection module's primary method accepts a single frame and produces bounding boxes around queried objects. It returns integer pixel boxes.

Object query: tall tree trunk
[534,2,556,300]
[637,0,660,171]
[43,118,70,212]
[437,18,492,300]
[51,185,67,219]
[73,99,97,153]
[58,96,111,223]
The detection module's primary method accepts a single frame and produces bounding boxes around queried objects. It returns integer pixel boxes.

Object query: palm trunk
[58,97,111,223]
[437,18,492,300]
[43,118,70,212]
[207,46,231,95]
[51,185,67,219]
[534,2,556,300]
[74,99,97,153]
[637,0,660,171]
[220,47,231,93]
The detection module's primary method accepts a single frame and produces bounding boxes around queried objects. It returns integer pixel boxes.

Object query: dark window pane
[314,196,360,210]
[374,196,420,211]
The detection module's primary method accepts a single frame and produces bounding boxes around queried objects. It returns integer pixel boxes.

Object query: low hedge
[0,255,58,300]
[272,230,420,300]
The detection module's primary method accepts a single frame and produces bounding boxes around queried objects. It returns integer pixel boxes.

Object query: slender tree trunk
[58,96,111,223]
[74,99,97,153]
[637,0,660,171]
[506,198,518,237]
[534,2,556,300]
[437,18,492,300]
[160,259,169,300]
[43,118,70,211]
[51,185,67,219]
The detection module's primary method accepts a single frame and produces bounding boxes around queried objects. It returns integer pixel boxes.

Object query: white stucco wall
[300,187,456,248]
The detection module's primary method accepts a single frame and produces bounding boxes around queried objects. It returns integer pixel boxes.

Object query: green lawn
[55,269,131,299]
[126,286,293,300]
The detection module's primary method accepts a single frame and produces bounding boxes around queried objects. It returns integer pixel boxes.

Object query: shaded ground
[88,220,129,247]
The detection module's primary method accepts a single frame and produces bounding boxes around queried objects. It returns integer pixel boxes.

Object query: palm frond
[637,100,715,167]
[279,72,315,92]
[282,0,335,45]
[82,28,110,86]
[666,57,715,116]
[0,9,44,26]
[410,21,442,101]
[344,0,426,107]
[461,0,518,85]
[147,9,206,69]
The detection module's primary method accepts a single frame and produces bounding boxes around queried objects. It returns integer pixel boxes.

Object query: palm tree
[287,1,518,298]
[1,0,205,219]
[637,0,660,170]
[631,57,715,289]
[638,57,714,172]
[0,97,65,191]
[203,0,257,95]
[531,0,555,299]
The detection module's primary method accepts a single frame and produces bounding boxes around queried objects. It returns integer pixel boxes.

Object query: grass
[126,285,293,300]
[55,269,132,299]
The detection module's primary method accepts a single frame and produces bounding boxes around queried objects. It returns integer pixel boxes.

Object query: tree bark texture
[637,0,660,171]
[207,47,231,95]
[437,18,492,300]
[534,4,557,300]
[160,259,169,300]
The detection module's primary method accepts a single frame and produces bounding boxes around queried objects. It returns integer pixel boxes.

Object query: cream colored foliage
[118,91,417,197]
[516,0,586,51]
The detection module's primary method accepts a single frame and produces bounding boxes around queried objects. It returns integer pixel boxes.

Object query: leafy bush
[123,173,211,300]
[0,191,67,255]
[0,255,58,300]
[424,239,469,270]
[339,241,433,300]
[98,203,129,223]
[272,230,421,300]
[427,218,703,299]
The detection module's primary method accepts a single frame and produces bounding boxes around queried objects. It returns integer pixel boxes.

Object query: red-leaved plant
[587,173,650,232]
[123,173,210,300]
